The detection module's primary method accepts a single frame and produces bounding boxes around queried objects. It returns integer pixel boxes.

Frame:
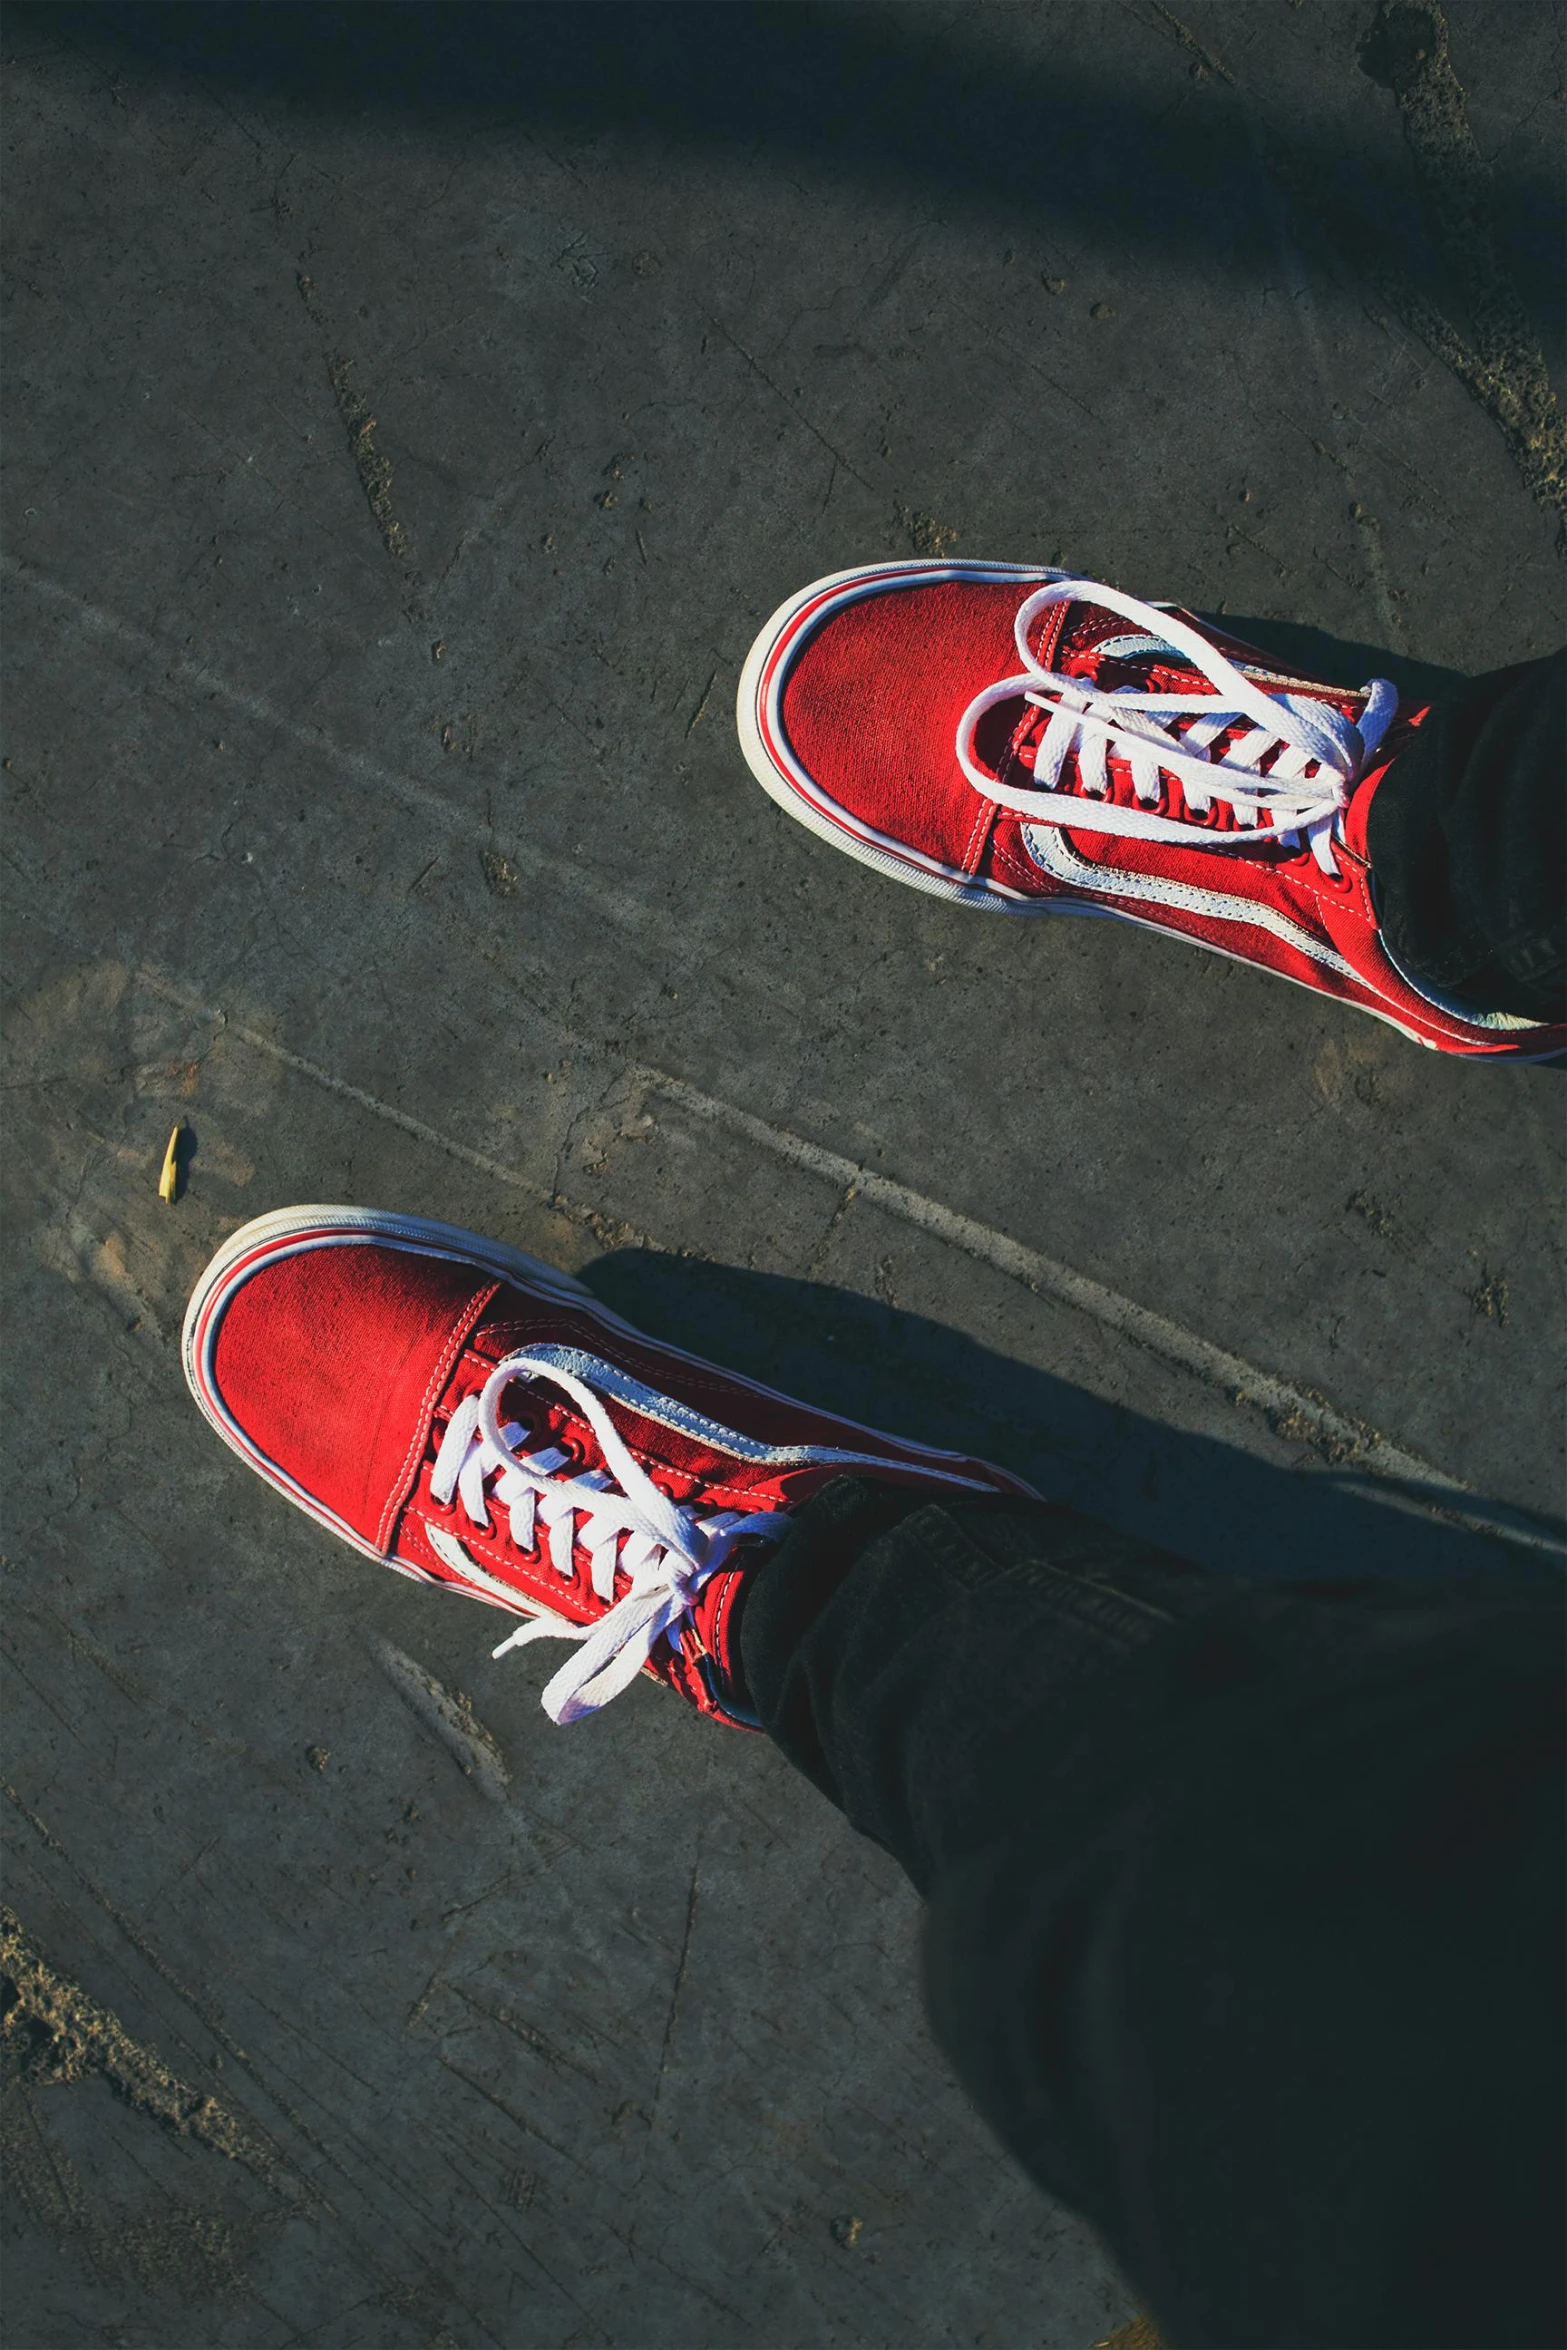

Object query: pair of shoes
[186,565,1563,1731]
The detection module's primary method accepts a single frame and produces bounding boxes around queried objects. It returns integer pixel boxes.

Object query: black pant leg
[737,1478,1566,2350]
[1366,649,1565,1022]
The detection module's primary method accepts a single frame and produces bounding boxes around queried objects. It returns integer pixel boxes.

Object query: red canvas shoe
[184,1207,1032,1728]
[737,560,1564,1058]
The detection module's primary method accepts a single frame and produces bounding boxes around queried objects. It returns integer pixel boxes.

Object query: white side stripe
[427,1522,560,1616]
[1022,825,1357,979]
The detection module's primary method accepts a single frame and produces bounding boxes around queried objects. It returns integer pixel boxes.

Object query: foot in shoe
[737,559,1565,1059]
[184,1207,1032,1728]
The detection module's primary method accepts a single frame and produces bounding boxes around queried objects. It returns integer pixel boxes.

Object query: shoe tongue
[1044,593,1188,683]
[1006,595,1194,785]
[1008,596,1292,831]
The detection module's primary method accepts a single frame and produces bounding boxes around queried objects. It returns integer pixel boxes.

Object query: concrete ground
[3,2,1563,2343]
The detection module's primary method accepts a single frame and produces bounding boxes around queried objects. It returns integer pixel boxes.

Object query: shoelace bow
[955,578,1399,877]
[429,1354,790,1725]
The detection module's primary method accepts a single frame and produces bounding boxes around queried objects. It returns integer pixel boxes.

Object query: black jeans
[731,652,1566,2346]
[737,1482,1565,2350]
[1366,649,1565,1023]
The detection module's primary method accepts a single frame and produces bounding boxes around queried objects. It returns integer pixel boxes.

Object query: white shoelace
[429,1354,791,1725]
[954,579,1398,878]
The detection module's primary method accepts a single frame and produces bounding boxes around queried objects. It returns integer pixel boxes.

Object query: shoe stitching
[477,1320,735,1393]
[1033,597,1071,670]
[965,732,1033,874]
[473,1322,748,1392]
[408,1504,574,1607]
[959,583,1398,892]
[413,1507,760,1719]
[473,1328,996,1467]
[415,1443,788,1561]
[443,1325,991,1531]
[988,832,1049,891]
[1023,825,1360,980]
[708,1570,745,1707]
[471,1328,800,1415]
[959,791,994,875]
[961,705,1037,877]
[377,1280,500,1552]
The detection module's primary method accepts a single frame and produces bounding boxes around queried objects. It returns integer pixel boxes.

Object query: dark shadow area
[1202,612,1468,703]
[16,0,1563,356]
[581,1247,1566,1583]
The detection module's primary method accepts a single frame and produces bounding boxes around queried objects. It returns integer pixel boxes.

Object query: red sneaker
[737,560,1564,1058]
[184,1208,1032,1728]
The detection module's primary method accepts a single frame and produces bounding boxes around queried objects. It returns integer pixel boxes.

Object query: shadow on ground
[1204,612,1467,702]
[582,1247,1566,1584]
[25,0,1565,355]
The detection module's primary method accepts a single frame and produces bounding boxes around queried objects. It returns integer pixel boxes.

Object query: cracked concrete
[2,2,1563,2344]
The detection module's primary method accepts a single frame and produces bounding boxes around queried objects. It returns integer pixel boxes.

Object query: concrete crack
[707,318,880,492]
[649,1852,700,2127]
[295,274,413,563]
[0,1902,274,2175]
[369,1640,511,1803]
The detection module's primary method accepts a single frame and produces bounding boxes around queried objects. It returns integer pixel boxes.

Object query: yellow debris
[1092,2319,1166,2350]
[157,1121,183,1203]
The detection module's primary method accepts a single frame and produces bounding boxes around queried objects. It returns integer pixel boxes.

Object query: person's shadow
[32,3,1563,353]
[581,1247,1564,1586]
[590,622,1566,1577]
[1200,615,1466,708]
